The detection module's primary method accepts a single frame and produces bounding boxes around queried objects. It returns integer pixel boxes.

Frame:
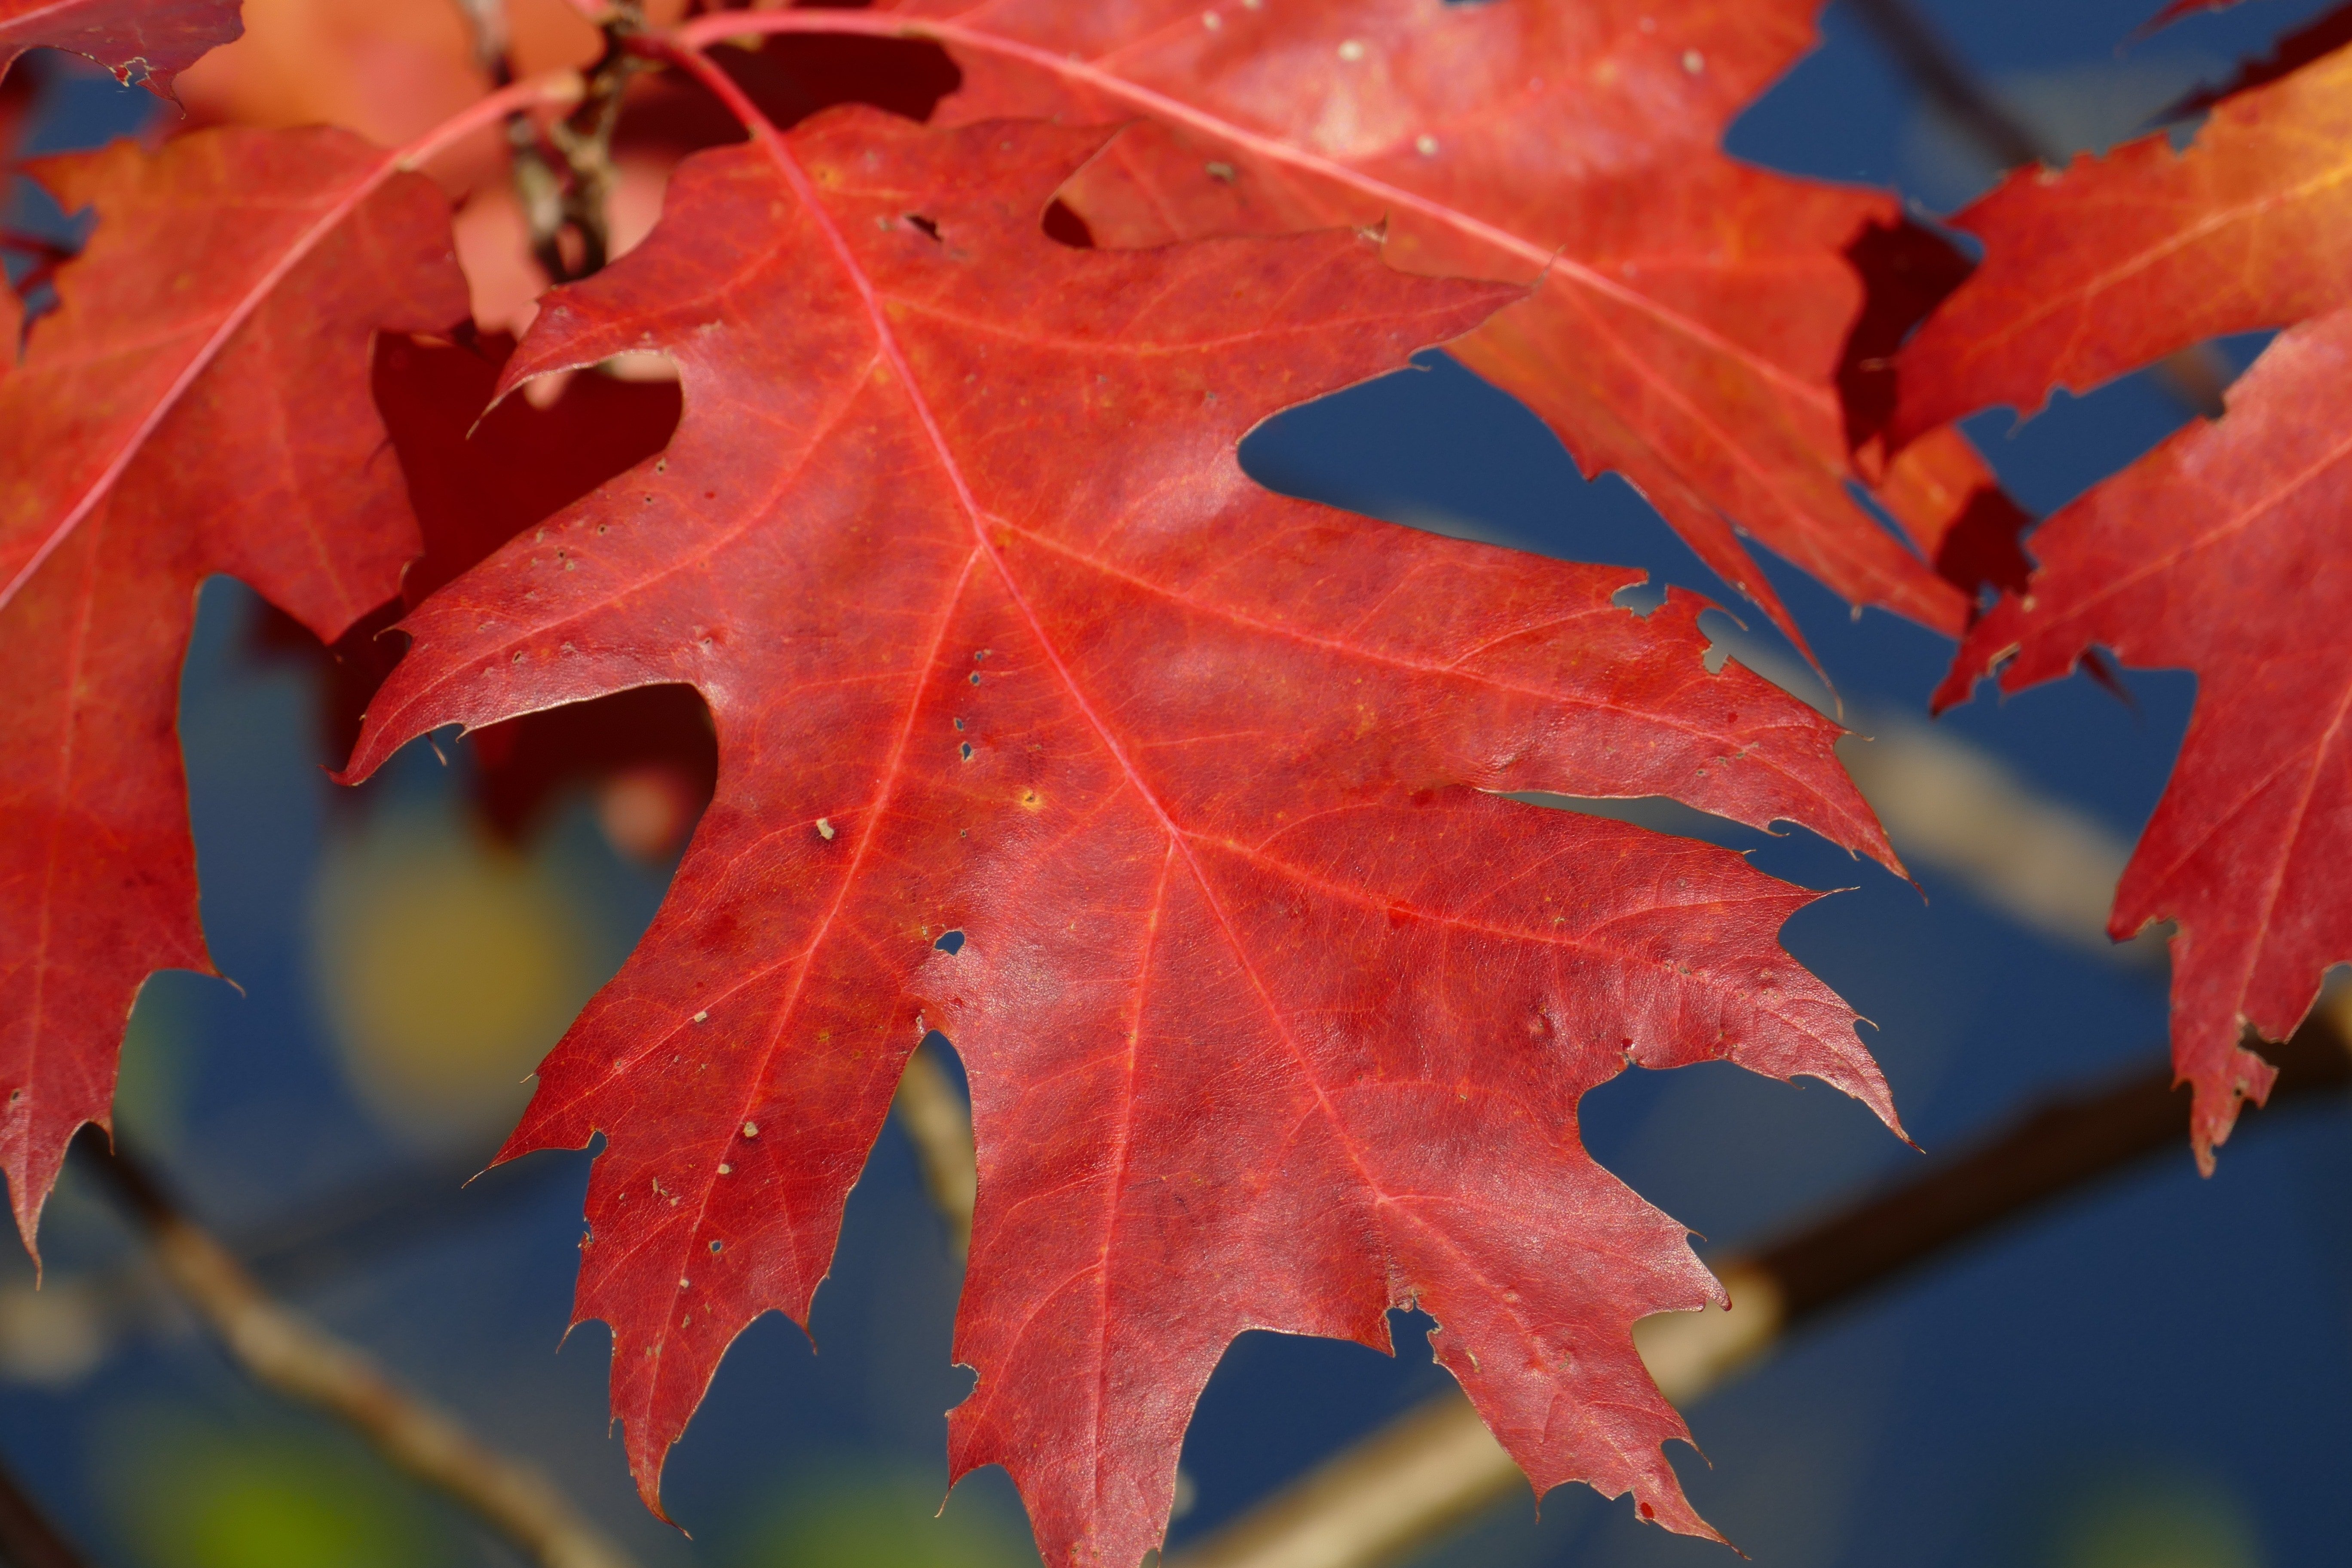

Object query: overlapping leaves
[822,0,1985,654]
[0,127,465,1244]
[339,104,1907,1562]
[1913,28,2352,1164]
[0,3,2156,1562]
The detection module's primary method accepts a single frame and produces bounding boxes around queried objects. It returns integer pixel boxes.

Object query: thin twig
[0,1450,94,1568]
[895,1039,977,1260]
[512,0,643,282]
[78,1136,641,1568]
[1165,995,2352,1568]
[1841,0,2233,416]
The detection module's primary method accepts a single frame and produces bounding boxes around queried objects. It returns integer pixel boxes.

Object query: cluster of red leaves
[3,0,2343,1562]
[1914,2,2352,1172]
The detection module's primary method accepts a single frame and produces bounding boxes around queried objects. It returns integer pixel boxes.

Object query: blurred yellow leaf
[310,812,599,1145]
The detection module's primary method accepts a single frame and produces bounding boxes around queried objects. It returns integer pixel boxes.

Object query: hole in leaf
[934,930,965,954]
[905,213,942,242]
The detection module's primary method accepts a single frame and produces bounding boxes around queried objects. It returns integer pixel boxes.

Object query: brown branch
[0,1451,95,1568]
[896,1038,977,1260]
[1165,994,2352,1568]
[78,1137,642,1568]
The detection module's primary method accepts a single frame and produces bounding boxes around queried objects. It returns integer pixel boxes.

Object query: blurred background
[4,2,2350,1565]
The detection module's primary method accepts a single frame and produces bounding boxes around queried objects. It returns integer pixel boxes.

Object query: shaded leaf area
[865,0,1980,650]
[1837,217,2032,608]
[0,0,241,97]
[348,108,1902,1566]
[0,128,465,1247]
[255,331,710,851]
[1942,306,2352,1171]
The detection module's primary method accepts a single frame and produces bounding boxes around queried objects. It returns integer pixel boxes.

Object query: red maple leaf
[346,104,1904,1562]
[0,125,473,1246]
[1939,306,2352,1171]
[1907,34,2352,1171]
[0,0,243,96]
[1890,37,2352,449]
[686,0,1977,658]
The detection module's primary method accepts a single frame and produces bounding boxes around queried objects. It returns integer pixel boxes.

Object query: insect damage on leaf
[344,106,1904,1564]
[0,0,243,97]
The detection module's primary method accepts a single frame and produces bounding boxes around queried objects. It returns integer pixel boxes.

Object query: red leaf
[349,108,1901,1560]
[1891,38,2352,448]
[251,331,695,838]
[374,331,683,612]
[0,127,468,1247]
[772,0,1972,650]
[375,333,708,850]
[0,0,242,96]
[1873,429,2034,607]
[2163,2,2352,116]
[1940,306,2352,1171]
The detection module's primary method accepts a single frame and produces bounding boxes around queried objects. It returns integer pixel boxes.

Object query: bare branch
[80,1139,642,1568]
[1165,995,2352,1568]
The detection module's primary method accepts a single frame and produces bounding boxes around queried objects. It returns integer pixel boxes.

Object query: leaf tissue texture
[1941,307,2352,1171]
[1892,38,2352,446]
[349,107,1901,1564]
[0,128,467,1245]
[855,0,1970,648]
[0,0,242,95]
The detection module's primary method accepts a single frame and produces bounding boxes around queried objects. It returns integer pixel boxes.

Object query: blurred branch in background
[1698,627,2162,965]
[1841,0,2236,416]
[0,1145,575,1387]
[1165,992,2352,1568]
[0,1452,93,1568]
[73,1136,641,1568]
[1835,708,2163,962]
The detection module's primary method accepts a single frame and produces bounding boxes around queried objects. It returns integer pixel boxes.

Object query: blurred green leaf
[736,1465,1036,1568]
[2053,1479,2263,1568]
[104,1411,444,1568]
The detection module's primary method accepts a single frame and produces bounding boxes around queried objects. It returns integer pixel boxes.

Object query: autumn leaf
[347,106,1903,1563]
[0,0,242,95]
[2158,5,2352,116]
[1939,306,2352,1173]
[1890,34,2352,448]
[685,0,1973,655]
[0,126,470,1247]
